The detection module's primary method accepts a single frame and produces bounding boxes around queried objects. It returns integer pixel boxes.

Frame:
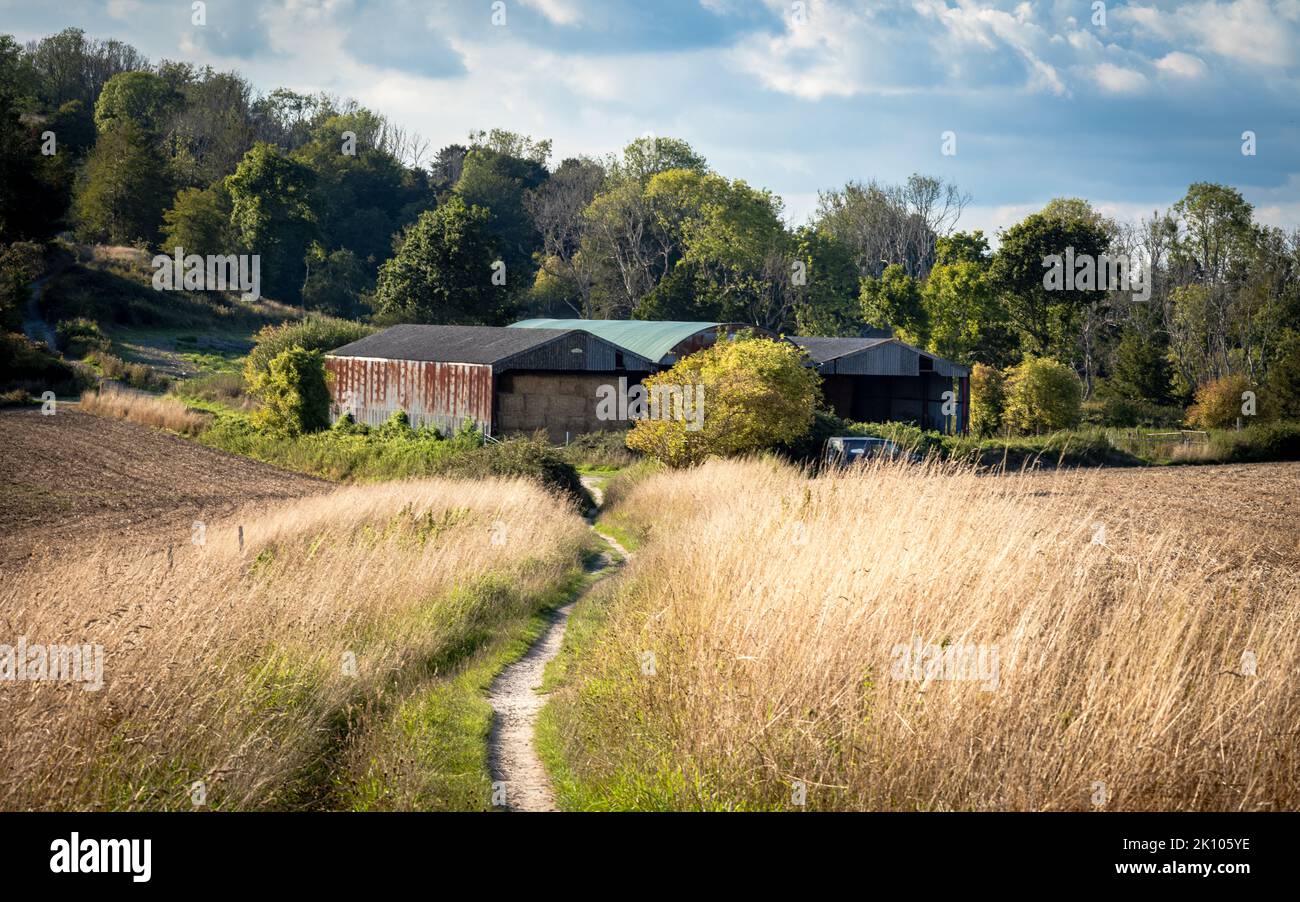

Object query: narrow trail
[485,475,631,812]
[22,276,57,350]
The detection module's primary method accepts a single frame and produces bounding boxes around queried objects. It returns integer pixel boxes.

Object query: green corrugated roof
[510,318,724,364]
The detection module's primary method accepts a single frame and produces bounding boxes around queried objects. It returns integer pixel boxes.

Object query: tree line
[3,27,1299,429]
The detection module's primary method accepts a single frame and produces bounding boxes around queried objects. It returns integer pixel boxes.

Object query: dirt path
[22,276,57,350]
[485,476,630,812]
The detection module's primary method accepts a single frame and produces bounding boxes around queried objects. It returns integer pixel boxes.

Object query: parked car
[823,436,918,468]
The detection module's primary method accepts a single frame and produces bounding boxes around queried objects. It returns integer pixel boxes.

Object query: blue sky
[5,0,1298,237]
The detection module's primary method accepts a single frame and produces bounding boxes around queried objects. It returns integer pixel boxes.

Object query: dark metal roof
[327,325,582,365]
[789,336,893,363]
[326,324,656,373]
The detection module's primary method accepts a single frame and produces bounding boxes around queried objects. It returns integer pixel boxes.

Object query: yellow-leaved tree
[625,336,820,467]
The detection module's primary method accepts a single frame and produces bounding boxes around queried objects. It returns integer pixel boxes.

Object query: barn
[325,324,655,441]
[790,336,970,433]
[510,319,774,368]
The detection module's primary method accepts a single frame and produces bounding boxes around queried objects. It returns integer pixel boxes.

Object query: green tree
[1265,331,1300,421]
[922,235,1011,364]
[614,135,707,183]
[454,131,549,284]
[161,181,232,256]
[861,264,926,345]
[225,142,316,301]
[372,196,506,324]
[1110,330,1175,406]
[791,227,862,337]
[74,119,172,245]
[969,363,1005,438]
[302,247,370,317]
[250,346,331,436]
[990,202,1110,358]
[1003,356,1083,434]
[93,71,178,136]
[625,336,820,467]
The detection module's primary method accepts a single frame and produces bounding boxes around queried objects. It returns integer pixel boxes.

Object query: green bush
[1084,394,1184,428]
[0,332,92,396]
[244,315,375,384]
[559,430,639,470]
[1004,356,1083,434]
[84,350,170,391]
[1209,421,1300,463]
[969,363,1005,437]
[249,346,330,437]
[56,317,111,357]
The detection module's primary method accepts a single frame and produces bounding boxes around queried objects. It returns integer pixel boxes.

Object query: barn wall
[496,371,633,443]
[325,356,494,435]
[820,373,967,434]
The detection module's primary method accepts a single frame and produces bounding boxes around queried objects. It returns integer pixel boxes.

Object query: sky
[4,0,1298,238]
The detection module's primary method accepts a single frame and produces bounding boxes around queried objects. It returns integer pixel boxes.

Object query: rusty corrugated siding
[325,356,494,435]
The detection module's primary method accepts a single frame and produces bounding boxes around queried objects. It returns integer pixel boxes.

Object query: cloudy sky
[5,0,1298,237]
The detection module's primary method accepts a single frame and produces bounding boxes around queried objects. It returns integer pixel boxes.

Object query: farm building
[790,336,971,434]
[510,319,774,367]
[325,324,655,441]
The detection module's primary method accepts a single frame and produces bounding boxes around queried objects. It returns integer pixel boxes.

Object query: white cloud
[520,0,583,26]
[1093,62,1148,93]
[1154,51,1208,78]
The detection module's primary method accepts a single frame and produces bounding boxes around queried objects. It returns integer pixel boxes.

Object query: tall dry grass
[546,456,1300,810]
[80,384,210,435]
[0,477,589,810]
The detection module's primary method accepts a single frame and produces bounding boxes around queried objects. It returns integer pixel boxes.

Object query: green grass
[335,562,596,811]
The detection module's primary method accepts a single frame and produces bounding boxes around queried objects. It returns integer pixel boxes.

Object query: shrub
[249,346,331,437]
[175,372,251,409]
[0,241,44,331]
[1186,374,1256,429]
[244,314,375,385]
[84,350,171,392]
[56,317,111,357]
[80,384,210,435]
[1003,356,1082,434]
[559,430,639,470]
[0,331,91,396]
[969,363,1005,437]
[626,336,820,467]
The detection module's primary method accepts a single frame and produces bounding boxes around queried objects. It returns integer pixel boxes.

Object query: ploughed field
[0,407,325,570]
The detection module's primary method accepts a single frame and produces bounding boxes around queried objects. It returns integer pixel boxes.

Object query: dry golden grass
[80,384,210,435]
[0,477,589,810]
[546,456,1300,811]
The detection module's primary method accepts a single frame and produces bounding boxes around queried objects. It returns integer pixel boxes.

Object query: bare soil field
[0,407,324,570]
[1024,461,1300,556]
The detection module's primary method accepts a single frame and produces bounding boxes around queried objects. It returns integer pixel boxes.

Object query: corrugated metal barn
[325,324,654,441]
[511,319,775,368]
[791,336,971,434]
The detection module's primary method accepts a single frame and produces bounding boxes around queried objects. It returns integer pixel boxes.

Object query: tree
[790,227,862,337]
[815,173,968,279]
[1003,356,1083,434]
[93,70,178,135]
[524,157,606,317]
[250,346,331,436]
[626,336,820,467]
[990,202,1110,358]
[1109,330,1175,406]
[969,363,1005,438]
[73,118,171,245]
[922,232,1013,365]
[454,131,549,284]
[302,247,369,317]
[861,264,926,344]
[372,196,506,324]
[161,182,232,256]
[1186,373,1257,429]
[613,135,707,183]
[225,142,316,301]
[1264,331,1300,421]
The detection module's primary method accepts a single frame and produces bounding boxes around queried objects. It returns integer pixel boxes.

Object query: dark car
[823,436,917,468]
